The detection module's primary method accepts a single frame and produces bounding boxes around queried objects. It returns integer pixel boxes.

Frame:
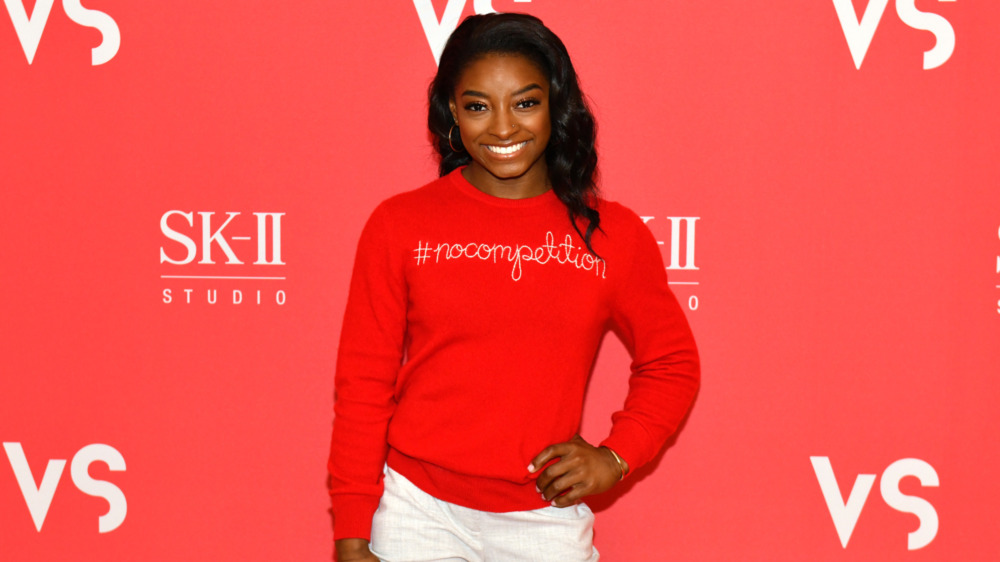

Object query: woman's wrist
[601,446,630,481]
[335,538,374,561]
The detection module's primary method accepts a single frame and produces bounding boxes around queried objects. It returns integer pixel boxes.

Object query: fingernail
[527,463,536,472]
[550,501,558,507]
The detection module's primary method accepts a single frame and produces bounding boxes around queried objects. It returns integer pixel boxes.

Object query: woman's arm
[598,207,700,472]
[529,207,700,504]
[335,538,379,562]
[329,203,408,541]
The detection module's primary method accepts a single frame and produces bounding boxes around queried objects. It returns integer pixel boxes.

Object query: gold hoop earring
[448,124,463,153]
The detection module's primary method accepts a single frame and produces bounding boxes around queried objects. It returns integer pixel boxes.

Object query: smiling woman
[328,13,700,562]
[448,54,552,199]
[428,12,602,257]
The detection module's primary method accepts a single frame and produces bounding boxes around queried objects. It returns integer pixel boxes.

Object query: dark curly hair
[428,13,601,255]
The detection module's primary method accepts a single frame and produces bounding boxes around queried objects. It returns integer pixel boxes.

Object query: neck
[462,164,550,200]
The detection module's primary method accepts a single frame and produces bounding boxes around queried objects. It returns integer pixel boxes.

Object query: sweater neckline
[448,167,562,210]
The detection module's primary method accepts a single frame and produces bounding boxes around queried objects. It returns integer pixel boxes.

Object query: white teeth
[485,142,526,155]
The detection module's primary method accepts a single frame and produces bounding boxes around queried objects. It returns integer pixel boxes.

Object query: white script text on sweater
[412,231,607,282]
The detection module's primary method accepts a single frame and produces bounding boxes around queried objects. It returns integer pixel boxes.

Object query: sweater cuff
[599,418,657,474]
[331,494,380,541]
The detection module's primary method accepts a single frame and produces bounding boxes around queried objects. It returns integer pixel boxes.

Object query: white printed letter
[3,442,66,532]
[160,211,197,265]
[895,0,954,70]
[413,0,467,65]
[880,458,939,550]
[3,0,56,64]
[472,0,496,14]
[199,212,243,265]
[667,217,699,270]
[62,0,120,65]
[810,456,876,548]
[253,212,285,265]
[70,444,127,533]
[831,0,891,69]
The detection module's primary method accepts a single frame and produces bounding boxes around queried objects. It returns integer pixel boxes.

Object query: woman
[330,13,699,562]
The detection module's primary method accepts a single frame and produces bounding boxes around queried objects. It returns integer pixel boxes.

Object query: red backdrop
[2,1,998,560]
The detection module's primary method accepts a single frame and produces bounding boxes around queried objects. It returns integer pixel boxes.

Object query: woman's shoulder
[594,197,648,234]
[360,176,463,239]
[376,173,455,215]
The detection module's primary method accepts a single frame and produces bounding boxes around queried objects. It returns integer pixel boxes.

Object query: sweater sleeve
[600,210,700,472]
[328,203,407,540]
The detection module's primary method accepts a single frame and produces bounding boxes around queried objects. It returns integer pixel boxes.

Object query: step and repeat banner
[2,1,998,560]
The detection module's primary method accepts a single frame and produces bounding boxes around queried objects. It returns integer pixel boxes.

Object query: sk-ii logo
[641,216,700,311]
[160,211,285,266]
[3,442,126,533]
[159,211,287,306]
[811,456,939,550]
[832,0,957,70]
[3,0,120,65]
[640,217,698,271]
[414,0,534,64]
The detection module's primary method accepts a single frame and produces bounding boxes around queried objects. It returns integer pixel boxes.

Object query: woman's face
[449,53,551,198]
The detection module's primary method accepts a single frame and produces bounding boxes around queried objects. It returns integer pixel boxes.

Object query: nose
[488,108,518,139]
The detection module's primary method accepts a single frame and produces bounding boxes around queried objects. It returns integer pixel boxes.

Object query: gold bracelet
[605,447,628,481]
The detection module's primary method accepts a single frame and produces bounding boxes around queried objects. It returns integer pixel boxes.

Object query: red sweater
[329,168,699,540]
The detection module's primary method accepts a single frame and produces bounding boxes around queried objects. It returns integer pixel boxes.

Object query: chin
[484,164,532,180]
[474,155,545,182]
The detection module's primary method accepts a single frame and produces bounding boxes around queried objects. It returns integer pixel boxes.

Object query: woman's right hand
[335,538,379,562]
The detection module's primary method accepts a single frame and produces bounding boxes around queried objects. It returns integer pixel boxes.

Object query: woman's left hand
[529,435,627,507]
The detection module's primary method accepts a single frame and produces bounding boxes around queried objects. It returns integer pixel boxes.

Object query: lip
[483,141,528,159]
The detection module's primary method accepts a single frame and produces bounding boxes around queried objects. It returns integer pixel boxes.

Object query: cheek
[458,115,485,135]
[458,125,480,148]
[532,113,552,144]
[532,109,551,134]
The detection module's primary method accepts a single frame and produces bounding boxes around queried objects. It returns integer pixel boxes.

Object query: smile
[484,141,527,156]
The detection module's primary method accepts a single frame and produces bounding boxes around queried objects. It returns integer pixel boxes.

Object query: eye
[516,98,541,109]
[464,102,488,112]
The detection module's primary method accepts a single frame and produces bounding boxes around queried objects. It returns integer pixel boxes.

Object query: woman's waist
[386,448,550,513]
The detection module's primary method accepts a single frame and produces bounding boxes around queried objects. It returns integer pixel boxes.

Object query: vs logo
[810,456,939,550]
[414,0,533,64]
[3,0,120,65]
[831,0,956,70]
[4,442,127,533]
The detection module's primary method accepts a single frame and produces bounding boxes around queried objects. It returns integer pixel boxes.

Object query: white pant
[370,467,599,562]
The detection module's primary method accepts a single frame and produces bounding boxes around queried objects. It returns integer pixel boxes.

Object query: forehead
[455,53,549,95]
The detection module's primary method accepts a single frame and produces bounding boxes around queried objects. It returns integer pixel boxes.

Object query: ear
[448,98,458,124]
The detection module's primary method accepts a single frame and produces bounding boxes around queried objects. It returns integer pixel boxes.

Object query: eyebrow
[461,83,544,98]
